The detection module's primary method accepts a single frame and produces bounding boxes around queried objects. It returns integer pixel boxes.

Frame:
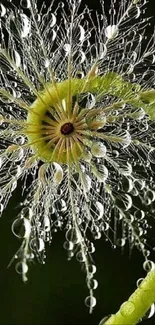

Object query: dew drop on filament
[20,0,31,8]
[84,296,96,309]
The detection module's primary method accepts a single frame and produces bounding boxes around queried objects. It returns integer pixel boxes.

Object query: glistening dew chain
[1,0,155,321]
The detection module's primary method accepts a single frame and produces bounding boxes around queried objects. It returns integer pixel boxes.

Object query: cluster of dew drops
[0,0,101,313]
[1,0,155,317]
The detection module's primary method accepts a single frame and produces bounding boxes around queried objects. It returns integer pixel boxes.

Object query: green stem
[102,266,155,325]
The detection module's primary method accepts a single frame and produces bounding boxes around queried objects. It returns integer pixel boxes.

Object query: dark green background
[1,0,155,324]
[0,189,154,325]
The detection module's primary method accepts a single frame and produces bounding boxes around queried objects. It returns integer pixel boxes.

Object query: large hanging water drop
[20,14,31,38]
[11,218,31,238]
[66,227,80,244]
[20,0,31,8]
[84,296,96,309]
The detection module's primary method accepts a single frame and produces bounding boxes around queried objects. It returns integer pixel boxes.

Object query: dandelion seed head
[0,0,155,313]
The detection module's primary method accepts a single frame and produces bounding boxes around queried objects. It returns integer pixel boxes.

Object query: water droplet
[105,25,119,39]
[136,278,144,287]
[119,162,132,176]
[86,93,96,109]
[91,164,108,182]
[134,210,145,220]
[116,238,126,247]
[88,264,97,275]
[15,135,25,145]
[94,231,102,239]
[130,108,145,120]
[143,303,155,319]
[0,4,6,17]
[20,0,31,8]
[9,148,24,162]
[91,201,104,220]
[113,150,119,158]
[11,179,17,192]
[148,149,155,164]
[64,43,71,53]
[134,179,146,192]
[87,278,98,290]
[20,14,31,38]
[85,296,96,308]
[1,86,16,104]
[78,25,85,42]
[55,199,67,212]
[115,194,132,211]
[12,50,21,68]
[130,187,139,196]
[0,115,4,126]
[120,301,135,316]
[44,58,50,68]
[91,143,107,158]
[73,50,86,64]
[12,218,31,238]
[99,43,107,59]
[50,13,56,28]
[67,251,74,260]
[66,228,80,244]
[15,261,28,275]
[135,227,144,237]
[81,173,91,193]
[21,207,33,219]
[0,203,4,214]
[63,241,74,251]
[44,216,50,232]
[144,190,155,202]
[143,260,155,272]
[121,177,134,193]
[30,238,45,252]
[87,242,95,253]
[83,150,92,162]
[135,5,141,19]
[53,163,63,184]
[76,251,86,262]
[116,210,123,220]
[99,315,113,325]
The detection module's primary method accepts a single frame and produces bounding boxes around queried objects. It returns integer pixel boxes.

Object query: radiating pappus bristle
[0,0,155,313]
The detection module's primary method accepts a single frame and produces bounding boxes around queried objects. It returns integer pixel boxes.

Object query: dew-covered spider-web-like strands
[1,0,155,314]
